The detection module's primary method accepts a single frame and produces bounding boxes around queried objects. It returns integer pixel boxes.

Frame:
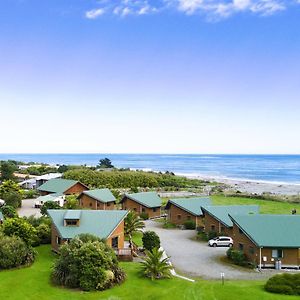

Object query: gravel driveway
[18,199,41,218]
[145,220,272,280]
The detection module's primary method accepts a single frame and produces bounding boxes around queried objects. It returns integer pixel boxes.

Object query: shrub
[0,235,36,269]
[40,201,61,216]
[63,195,79,209]
[140,212,149,220]
[24,189,39,199]
[208,231,217,240]
[226,248,247,266]
[51,234,126,291]
[265,273,300,295]
[142,231,160,252]
[0,180,23,208]
[196,231,209,241]
[37,223,51,244]
[0,205,18,218]
[3,218,38,246]
[162,221,176,229]
[183,220,196,230]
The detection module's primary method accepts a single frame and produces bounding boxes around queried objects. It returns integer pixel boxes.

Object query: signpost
[220,272,225,285]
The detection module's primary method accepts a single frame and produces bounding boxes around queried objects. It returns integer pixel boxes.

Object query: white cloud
[85,0,297,20]
[85,8,105,19]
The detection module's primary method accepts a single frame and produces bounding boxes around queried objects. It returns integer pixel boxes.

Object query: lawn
[211,195,300,214]
[0,245,298,300]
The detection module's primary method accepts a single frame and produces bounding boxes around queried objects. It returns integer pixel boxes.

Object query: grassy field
[0,245,298,300]
[211,195,300,214]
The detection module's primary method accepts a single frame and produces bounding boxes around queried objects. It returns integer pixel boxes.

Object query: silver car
[208,236,233,247]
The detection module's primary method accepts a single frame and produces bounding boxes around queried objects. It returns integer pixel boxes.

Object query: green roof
[81,189,116,203]
[64,210,82,220]
[48,209,128,239]
[37,179,80,193]
[165,197,212,216]
[229,214,300,248]
[0,211,3,220]
[123,192,161,208]
[201,205,259,227]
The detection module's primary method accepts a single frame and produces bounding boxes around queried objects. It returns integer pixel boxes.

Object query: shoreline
[180,173,300,195]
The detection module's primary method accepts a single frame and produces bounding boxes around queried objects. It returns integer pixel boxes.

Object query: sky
[0,0,300,154]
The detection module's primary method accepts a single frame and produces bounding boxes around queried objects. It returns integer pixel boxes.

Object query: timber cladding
[65,182,88,195]
[232,223,300,267]
[167,203,203,227]
[203,212,232,237]
[121,197,161,219]
[79,194,115,210]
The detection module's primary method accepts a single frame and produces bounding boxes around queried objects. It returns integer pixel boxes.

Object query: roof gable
[166,197,212,216]
[48,209,128,239]
[37,179,80,193]
[81,188,116,203]
[201,205,259,227]
[230,214,300,248]
[123,192,161,208]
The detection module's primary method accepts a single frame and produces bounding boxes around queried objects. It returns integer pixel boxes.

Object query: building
[37,178,88,196]
[48,209,128,253]
[229,214,300,269]
[19,178,36,190]
[165,197,212,227]
[121,192,162,219]
[35,173,62,188]
[78,188,116,210]
[201,205,259,236]
[34,193,65,208]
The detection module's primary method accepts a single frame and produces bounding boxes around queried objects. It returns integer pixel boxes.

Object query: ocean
[1,154,300,184]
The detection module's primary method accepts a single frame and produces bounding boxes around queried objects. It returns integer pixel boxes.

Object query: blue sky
[0,0,300,154]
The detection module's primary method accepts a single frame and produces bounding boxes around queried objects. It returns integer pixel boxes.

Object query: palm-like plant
[141,248,172,280]
[124,211,145,253]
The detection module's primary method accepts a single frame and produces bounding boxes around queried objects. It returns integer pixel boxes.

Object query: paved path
[18,199,41,218]
[145,220,272,280]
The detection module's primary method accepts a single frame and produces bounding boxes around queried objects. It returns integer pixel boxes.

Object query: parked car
[208,236,233,247]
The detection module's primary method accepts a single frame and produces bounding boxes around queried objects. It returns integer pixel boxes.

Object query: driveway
[145,220,272,280]
[18,199,41,218]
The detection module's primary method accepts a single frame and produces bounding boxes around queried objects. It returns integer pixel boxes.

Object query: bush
[51,234,126,291]
[162,221,176,229]
[63,195,79,209]
[208,231,217,240]
[183,220,196,230]
[196,231,209,241]
[265,273,300,295]
[0,205,18,218]
[24,189,39,199]
[37,223,51,244]
[0,180,24,208]
[140,212,149,220]
[226,248,247,266]
[0,235,36,269]
[40,201,61,216]
[142,231,160,252]
[3,218,38,246]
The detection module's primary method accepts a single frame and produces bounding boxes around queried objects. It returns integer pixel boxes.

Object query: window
[133,208,137,212]
[249,246,255,255]
[66,220,78,226]
[112,237,118,248]
[211,225,216,231]
[187,216,191,220]
[142,208,146,213]
[89,202,93,207]
[177,214,181,220]
[107,203,111,207]
[153,208,157,212]
[272,249,283,258]
[56,236,61,245]
[239,243,244,251]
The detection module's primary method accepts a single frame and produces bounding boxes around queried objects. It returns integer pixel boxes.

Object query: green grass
[211,195,300,214]
[0,245,299,300]
[132,231,143,247]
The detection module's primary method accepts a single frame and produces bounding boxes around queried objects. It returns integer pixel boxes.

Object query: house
[165,197,212,227]
[121,192,162,219]
[229,214,300,269]
[35,173,62,188]
[19,178,36,190]
[48,209,128,253]
[34,193,65,208]
[78,188,116,210]
[37,178,88,196]
[0,211,3,224]
[201,205,259,237]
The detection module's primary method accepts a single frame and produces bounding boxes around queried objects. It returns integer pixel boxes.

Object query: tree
[0,234,36,269]
[140,248,172,280]
[124,211,145,253]
[0,180,24,208]
[51,234,126,291]
[63,195,79,209]
[3,217,38,246]
[0,205,18,218]
[142,231,160,252]
[0,161,16,181]
[40,201,61,216]
[97,158,114,169]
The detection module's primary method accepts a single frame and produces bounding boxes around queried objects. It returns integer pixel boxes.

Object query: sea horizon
[1,153,300,185]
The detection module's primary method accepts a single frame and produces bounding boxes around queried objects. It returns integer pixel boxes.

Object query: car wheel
[229,243,233,247]
[213,243,217,247]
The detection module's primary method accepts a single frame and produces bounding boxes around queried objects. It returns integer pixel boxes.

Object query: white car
[208,236,233,247]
